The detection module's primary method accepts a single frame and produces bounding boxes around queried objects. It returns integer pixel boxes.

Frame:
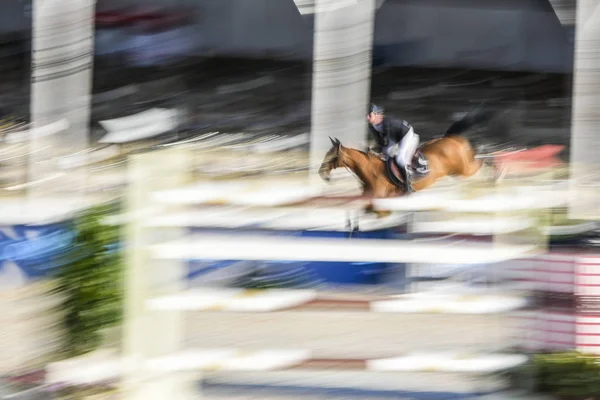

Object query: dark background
[0,0,574,154]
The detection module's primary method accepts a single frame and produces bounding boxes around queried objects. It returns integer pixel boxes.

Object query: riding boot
[400,166,413,193]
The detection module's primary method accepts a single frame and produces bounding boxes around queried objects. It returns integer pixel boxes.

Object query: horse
[318,105,500,202]
[317,105,508,218]
[319,133,483,199]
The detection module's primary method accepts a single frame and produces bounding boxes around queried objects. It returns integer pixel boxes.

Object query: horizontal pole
[151,233,538,264]
[147,288,528,314]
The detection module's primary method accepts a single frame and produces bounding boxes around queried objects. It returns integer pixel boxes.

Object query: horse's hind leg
[479,158,506,184]
[452,137,483,178]
[494,164,508,184]
[464,158,483,178]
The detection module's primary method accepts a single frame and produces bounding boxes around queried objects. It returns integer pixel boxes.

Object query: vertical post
[569,0,600,219]
[29,0,95,200]
[309,0,376,185]
[122,148,198,400]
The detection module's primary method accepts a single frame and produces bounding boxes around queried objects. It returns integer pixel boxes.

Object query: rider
[367,104,420,193]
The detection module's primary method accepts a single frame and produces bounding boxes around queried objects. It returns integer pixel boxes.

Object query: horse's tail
[443,102,497,137]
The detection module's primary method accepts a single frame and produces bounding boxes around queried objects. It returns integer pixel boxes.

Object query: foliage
[52,384,119,400]
[527,351,600,398]
[547,207,587,228]
[54,202,123,357]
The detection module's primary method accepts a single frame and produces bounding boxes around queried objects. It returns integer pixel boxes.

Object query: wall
[0,0,29,35]
[192,0,573,71]
[372,1,572,72]
[0,0,574,72]
[197,0,311,59]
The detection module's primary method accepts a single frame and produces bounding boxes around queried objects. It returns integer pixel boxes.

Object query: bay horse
[318,133,483,200]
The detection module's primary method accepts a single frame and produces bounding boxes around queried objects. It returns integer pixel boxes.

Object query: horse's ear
[329,136,336,146]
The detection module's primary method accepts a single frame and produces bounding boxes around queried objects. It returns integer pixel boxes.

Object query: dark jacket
[368,118,412,153]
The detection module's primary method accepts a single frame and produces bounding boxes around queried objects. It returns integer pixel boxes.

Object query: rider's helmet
[369,104,385,115]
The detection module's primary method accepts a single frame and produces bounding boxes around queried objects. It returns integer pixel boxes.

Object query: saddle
[385,149,429,188]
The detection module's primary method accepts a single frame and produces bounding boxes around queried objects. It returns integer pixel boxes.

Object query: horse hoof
[375,211,391,219]
[364,205,390,219]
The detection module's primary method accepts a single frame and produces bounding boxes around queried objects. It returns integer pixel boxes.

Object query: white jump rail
[45,348,528,386]
[150,180,561,237]
[147,288,528,314]
[149,181,560,236]
[144,208,409,231]
[411,215,536,235]
[0,198,91,225]
[119,148,552,400]
[373,187,569,212]
[152,181,323,207]
[150,233,537,264]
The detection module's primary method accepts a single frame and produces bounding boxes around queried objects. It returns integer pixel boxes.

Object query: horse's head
[319,137,343,182]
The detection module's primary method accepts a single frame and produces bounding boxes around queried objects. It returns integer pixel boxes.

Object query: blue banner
[0,224,77,280]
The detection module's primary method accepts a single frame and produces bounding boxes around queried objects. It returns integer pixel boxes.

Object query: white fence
[107,146,559,399]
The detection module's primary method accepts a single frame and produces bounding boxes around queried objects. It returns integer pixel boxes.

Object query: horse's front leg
[365,184,394,218]
[365,202,391,219]
[362,190,378,216]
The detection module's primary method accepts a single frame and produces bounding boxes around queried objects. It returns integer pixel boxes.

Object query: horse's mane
[366,152,385,164]
[344,146,384,165]
[341,145,378,159]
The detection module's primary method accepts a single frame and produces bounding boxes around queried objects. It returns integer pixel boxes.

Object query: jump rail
[116,147,556,400]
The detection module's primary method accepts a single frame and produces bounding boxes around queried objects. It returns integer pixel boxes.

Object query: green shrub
[529,352,600,398]
[54,202,123,357]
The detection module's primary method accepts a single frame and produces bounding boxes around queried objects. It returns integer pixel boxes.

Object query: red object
[96,6,167,28]
[496,144,565,162]
[95,11,131,27]
[96,4,196,30]
[124,6,165,22]
[495,156,563,170]
[130,6,196,32]
[493,144,565,172]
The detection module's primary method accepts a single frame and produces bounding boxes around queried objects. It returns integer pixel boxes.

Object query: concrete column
[309,0,376,183]
[29,0,95,198]
[569,0,600,218]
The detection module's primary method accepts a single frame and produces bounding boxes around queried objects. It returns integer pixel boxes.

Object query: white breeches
[388,127,419,167]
